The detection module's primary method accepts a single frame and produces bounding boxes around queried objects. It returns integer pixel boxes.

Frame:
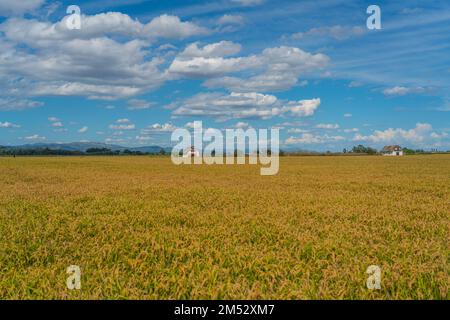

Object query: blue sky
[0,0,449,151]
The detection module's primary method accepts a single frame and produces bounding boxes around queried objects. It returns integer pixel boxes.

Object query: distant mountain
[4,142,170,153]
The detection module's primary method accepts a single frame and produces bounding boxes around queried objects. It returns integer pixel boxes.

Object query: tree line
[0,147,167,156]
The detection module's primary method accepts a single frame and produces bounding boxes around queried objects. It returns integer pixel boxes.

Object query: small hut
[381,145,403,156]
[183,146,200,157]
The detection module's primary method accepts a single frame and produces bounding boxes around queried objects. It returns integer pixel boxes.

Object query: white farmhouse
[183,146,200,157]
[381,145,404,156]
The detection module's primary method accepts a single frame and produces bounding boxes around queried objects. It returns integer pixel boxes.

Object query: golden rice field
[0,155,448,299]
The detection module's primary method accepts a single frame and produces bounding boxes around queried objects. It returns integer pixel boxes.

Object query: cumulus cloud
[0,34,163,100]
[188,44,330,92]
[135,135,153,142]
[234,121,249,129]
[1,13,208,45]
[141,123,177,134]
[282,98,321,117]
[343,128,359,133]
[109,124,135,130]
[109,119,135,130]
[24,134,46,141]
[216,14,245,32]
[353,123,434,143]
[430,132,449,139]
[168,41,246,78]
[78,126,88,133]
[316,123,339,129]
[0,13,208,102]
[143,14,209,39]
[0,121,20,128]
[171,91,320,121]
[0,0,45,16]
[51,121,63,127]
[287,128,309,133]
[383,86,428,96]
[217,14,245,26]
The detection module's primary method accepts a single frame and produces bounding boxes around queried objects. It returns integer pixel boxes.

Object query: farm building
[381,145,404,156]
[183,146,200,157]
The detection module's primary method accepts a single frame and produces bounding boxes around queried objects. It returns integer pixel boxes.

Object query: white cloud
[0,13,207,102]
[234,121,249,129]
[168,41,245,78]
[141,123,177,134]
[0,0,45,16]
[24,134,46,141]
[170,43,328,90]
[217,14,245,26]
[185,122,197,129]
[172,92,320,121]
[1,13,207,45]
[178,41,242,59]
[78,126,88,133]
[143,14,209,39]
[353,123,433,143]
[287,128,309,133]
[344,113,352,117]
[282,98,321,117]
[0,121,20,128]
[116,118,131,123]
[430,132,448,139]
[316,123,339,129]
[216,14,245,32]
[51,121,63,127]
[48,117,59,122]
[383,86,427,96]
[135,135,153,142]
[109,123,135,130]
[204,74,300,92]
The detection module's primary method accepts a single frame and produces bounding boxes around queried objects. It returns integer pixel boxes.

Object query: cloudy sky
[0,0,449,151]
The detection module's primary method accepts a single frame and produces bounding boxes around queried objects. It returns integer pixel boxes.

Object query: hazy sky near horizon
[0,0,449,150]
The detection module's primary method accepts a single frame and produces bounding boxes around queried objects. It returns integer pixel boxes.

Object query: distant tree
[159,149,166,155]
[403,148,416,155]
[352,144,377,154]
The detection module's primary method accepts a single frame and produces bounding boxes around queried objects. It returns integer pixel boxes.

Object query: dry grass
[0,155,448,299]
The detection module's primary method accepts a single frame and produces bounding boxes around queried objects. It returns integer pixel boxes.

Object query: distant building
[381,145,403,156]
[183,146,200,157]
